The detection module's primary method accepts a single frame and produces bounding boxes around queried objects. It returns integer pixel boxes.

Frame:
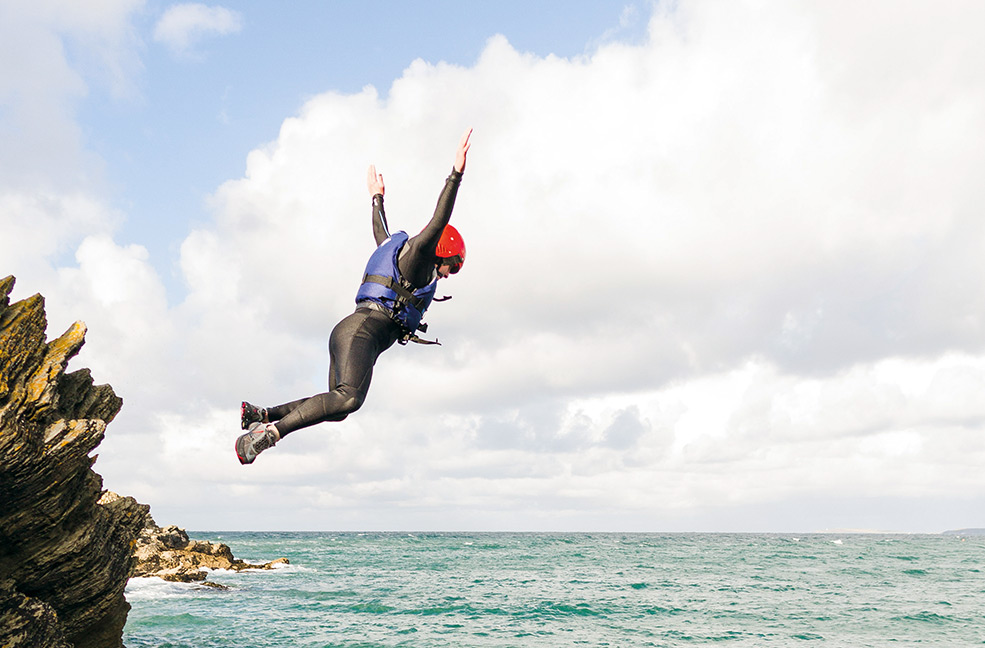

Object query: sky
[2,0,984,533]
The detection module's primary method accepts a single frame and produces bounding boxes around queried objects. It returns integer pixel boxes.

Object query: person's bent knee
[338,395,364,415]
[333,386,365,416]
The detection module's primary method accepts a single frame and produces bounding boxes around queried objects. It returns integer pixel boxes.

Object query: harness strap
[362,273,427,310]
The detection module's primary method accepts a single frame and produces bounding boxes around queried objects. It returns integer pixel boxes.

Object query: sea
[123,532,985,647]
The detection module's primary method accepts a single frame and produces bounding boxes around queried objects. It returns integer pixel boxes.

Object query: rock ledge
[123,498,288,587]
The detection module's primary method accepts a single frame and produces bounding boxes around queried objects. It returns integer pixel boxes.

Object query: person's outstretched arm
[367,164,389,246]
[400,129,472,286]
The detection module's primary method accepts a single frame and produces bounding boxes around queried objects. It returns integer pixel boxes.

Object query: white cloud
[156,0,985,531]
[0,0,141,188]
[0,192,118,272]
[4,0,985,532]
[153,3,243,56]
[0,2,143,330]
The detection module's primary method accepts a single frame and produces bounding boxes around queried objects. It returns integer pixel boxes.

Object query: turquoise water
[123,532,985,647]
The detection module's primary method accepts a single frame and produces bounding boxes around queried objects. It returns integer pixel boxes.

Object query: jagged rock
[131,511,288,584]
[1,275,147,648]
[0,579,70,648]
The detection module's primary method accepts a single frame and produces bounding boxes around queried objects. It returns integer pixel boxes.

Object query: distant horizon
[184,528,985,536]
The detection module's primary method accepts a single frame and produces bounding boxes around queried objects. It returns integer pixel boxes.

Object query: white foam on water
[124,577,201,602]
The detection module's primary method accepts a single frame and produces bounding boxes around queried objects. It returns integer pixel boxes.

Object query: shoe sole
[241,401,266,430]
[240,401,250,430]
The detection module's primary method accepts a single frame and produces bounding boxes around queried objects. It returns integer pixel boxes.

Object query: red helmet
[435,224,466,274]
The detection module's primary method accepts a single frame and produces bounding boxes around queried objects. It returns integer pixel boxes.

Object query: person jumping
[235,128,472,464]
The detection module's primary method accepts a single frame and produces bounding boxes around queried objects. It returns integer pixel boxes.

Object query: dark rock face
[1,275,148,648]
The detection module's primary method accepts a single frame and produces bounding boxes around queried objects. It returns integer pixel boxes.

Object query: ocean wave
[124,577,207,601]
[895,611,955,625]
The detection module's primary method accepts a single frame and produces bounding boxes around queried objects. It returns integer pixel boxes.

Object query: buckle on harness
[399,333,441,346]
[399,319,440,345]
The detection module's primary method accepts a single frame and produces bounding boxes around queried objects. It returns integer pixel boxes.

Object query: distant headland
[942,528,985,536]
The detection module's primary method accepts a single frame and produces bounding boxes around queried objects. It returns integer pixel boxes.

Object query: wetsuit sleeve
[372,194,389,246]
[398,168,462,287]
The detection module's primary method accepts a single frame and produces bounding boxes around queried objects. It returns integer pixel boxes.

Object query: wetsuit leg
[267,309,399,437]
[264,362,340,418]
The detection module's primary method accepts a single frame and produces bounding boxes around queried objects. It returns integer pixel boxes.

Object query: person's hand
[454,128,472,173]
[367,164,385,197]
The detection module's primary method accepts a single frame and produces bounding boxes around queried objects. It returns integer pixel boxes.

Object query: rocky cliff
[0,275,147,648]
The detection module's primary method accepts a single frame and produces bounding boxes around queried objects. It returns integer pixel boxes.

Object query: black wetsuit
[266,169,463,436]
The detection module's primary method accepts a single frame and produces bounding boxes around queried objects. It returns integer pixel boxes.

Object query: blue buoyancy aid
[355,231,437,333]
